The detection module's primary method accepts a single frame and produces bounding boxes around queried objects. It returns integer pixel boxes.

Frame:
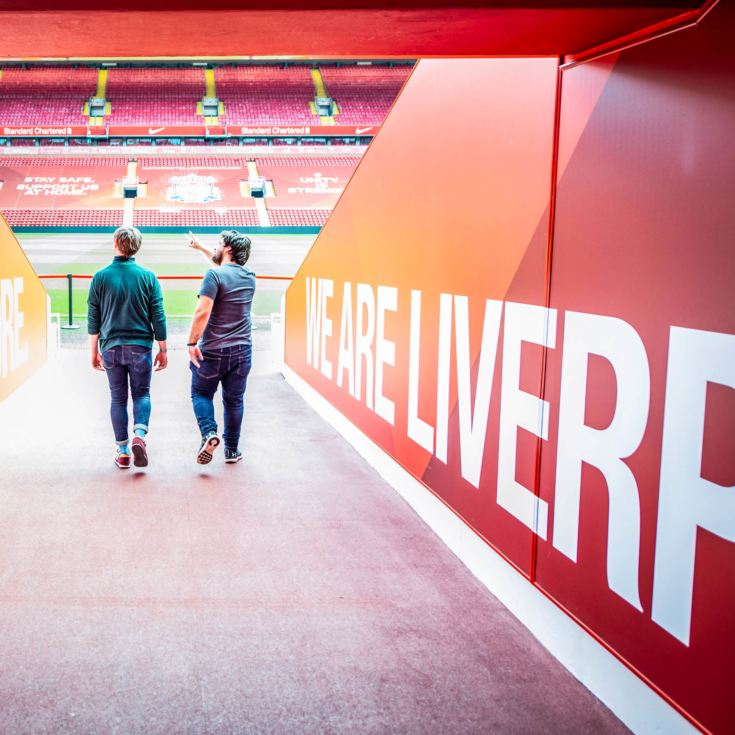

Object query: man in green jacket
[88,226,168,469]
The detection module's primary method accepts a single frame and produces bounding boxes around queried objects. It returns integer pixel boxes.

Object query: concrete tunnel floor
[0,332,629,734]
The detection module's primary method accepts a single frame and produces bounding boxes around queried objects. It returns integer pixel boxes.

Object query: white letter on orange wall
[319,278,334,380]
[336,282,354,394]
[408,290,434,452]
[652,327,735,644]
[375,286,397,425]
[0,278,13,379]
[497,302,554,537]
[12,278,27,370]
[553,311,649,611]
[435,293,453,463]
[455,296,503,488]
[305,277,321,368]
[355,283,376,410]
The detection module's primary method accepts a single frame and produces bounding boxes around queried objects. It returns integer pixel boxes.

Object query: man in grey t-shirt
[187,230,256,465]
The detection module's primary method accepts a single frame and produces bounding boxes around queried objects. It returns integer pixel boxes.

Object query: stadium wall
[283,3,734,733]
[7,226,321,235]
[0,213,48,403]
[0,156,342,232]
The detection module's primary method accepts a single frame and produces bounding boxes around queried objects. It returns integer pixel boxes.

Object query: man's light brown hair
[114,226,143,257]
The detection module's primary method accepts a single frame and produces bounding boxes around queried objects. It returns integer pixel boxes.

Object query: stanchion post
[60,273,80,330]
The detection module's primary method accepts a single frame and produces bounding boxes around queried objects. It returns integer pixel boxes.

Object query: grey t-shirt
[198,264,256,351]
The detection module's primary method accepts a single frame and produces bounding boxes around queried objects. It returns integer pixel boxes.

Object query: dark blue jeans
[190,343,252,451]
[102,345,153,445]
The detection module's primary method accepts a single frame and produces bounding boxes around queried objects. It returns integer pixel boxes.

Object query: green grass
[25,230,296,322]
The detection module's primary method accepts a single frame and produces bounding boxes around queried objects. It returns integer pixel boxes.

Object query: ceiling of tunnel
[0,1,707,60]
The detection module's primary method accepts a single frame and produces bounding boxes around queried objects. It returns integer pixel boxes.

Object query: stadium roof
[0,1,706,60]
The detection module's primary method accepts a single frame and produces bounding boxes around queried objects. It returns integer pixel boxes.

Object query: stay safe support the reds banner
[284,5,735,733]
[0,159,122,209]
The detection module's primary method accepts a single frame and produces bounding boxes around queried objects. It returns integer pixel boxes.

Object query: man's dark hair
[221,230,251,266]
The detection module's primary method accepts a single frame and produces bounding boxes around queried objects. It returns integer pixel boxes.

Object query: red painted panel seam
[562,0,719,69]
[529,58,563,586]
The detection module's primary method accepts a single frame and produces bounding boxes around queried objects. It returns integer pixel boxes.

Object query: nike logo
[148,127,166,135]
[356,127,374,135]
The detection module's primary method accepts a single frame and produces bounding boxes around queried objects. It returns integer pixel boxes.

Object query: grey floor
[0,339,629,734]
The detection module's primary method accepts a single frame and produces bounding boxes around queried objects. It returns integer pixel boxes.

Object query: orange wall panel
[0,213,47,403]
[285,57,559,572]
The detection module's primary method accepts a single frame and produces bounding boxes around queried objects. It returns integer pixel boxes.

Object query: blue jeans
[190,343,252,451]
[102,345,153,445]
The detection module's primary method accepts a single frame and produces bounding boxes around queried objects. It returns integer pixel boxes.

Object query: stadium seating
[0,156,128,167]
[0,155,261,169]
[1,209,123,227]
[254,156,360,167]
[0,154,355,228]
[0,208,262,228]
[2,207,328,228]
[0,64,411,129]
[138,157,245,169]
[133,209,260,227]
[216,66,319,125]
[0,66,97,126]
[267,209,330,227]
[319,65,411,125]
[105,67,203,124]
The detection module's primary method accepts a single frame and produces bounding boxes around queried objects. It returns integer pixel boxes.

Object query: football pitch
[18,231,315,327]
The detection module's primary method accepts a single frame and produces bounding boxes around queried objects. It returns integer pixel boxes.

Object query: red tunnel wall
[284,2,734,732]
[539,5,735,730]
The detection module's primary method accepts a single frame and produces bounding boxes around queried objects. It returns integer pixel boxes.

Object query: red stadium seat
[0,66,97,126]
[268,208,330,227]
[105,67,204,125]
[216,66,319,125]
[319,65,411,125]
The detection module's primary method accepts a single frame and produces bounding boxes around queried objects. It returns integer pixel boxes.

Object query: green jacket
[87,256,167,353]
